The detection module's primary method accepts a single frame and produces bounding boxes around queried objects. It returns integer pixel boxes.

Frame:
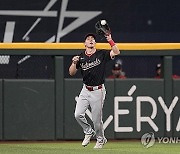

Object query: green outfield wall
[0,49,179,140]
[0,78,179,140]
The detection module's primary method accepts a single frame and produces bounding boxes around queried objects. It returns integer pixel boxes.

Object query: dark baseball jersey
[76,50,111,86]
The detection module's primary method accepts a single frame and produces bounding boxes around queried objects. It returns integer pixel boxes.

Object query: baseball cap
[113,63,121,70]
[84,33,96,40]
[156,63,161,70]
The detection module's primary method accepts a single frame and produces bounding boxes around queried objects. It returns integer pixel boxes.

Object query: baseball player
[69,32,120,149]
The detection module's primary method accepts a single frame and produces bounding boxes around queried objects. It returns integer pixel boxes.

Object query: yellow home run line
[0,43,180,50]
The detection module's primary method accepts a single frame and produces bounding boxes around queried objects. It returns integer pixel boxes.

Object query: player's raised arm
[95,20,120,58]
[69,56,79,76]
[105,34,120,58]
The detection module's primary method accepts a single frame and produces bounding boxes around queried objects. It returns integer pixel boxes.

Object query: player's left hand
[72,56,80,64]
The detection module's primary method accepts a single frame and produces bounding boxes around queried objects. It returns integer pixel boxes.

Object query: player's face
[85,36,96,48]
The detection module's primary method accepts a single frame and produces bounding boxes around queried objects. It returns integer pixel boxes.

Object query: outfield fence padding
[0,43,179,140]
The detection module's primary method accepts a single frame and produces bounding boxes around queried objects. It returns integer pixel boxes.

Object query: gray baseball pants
[74,84,106,142]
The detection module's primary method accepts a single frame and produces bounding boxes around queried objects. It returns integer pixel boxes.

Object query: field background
[0,140,179,154]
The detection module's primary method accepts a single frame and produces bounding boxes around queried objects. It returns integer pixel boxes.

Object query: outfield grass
[0,141,179,154]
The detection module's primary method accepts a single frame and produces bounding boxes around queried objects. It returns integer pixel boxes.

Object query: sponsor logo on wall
[0,0,102,64]
[0,0,102,43]
[114,85,180,132]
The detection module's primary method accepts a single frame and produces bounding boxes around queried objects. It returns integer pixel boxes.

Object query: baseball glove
[95,20,111,39]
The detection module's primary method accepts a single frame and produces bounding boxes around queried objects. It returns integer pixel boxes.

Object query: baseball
[101,20,106,25]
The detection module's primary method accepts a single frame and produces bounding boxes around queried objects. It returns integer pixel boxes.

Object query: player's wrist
[108,39,115,47]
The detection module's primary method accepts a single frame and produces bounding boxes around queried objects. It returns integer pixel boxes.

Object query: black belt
[86,85,102,91]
